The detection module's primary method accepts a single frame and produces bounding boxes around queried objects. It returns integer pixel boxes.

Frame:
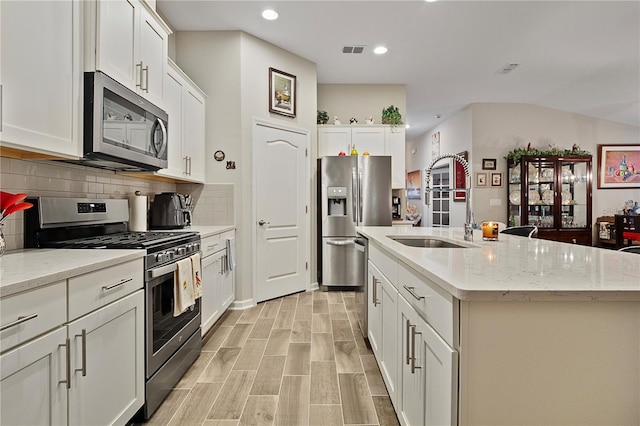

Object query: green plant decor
[317,110,329,125]
[381,105,403,127]
[505,144,590,164]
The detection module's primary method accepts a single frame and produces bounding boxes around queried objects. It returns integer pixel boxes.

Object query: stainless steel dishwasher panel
[354,236,368,338]
[321,237,363,288]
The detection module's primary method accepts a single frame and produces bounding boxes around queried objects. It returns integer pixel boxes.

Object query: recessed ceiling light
[373,46,388,55]
[425,0,438,2]
[262,9,278,20]
[405,124,411,129]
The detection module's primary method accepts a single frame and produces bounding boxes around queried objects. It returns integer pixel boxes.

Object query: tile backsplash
[0,157,234,251]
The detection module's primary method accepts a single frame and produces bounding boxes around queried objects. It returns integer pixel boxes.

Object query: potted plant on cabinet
[381,105,402,128]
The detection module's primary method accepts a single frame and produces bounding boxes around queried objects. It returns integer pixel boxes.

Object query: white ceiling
[156,0,640,140]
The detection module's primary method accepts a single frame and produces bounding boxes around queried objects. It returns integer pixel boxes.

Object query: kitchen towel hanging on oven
[174,257,195,316]
[226,237,236,271]
[191,253,202,299]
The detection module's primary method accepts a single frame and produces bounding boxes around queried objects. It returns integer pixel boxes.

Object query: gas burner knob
[167,250,175,260]
[155,253,165,263]
[194,243,201,252]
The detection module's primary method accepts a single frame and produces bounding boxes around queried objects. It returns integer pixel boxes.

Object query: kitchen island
[357,226,640,426]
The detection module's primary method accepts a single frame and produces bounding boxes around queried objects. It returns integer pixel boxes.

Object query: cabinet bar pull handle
[102,278,132,291]
[411,325,422,374]
[136,61,143,88]
[403,285,425,301]
[0,313,38,331]
[372,277,380,307]
[143,65,149,92]
[59,338,71,389]
[75,329,87,376]
[405,319,411,365]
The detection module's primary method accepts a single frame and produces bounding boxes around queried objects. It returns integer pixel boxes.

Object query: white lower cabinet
[201,230,236,335]
[398,295,458,426]
[0,258,144,426]
[0,327,68,425]
[368,242,458,426]
[367,260,399,408]
[67,290,144,426]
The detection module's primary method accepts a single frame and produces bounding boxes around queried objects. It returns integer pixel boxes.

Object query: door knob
[258,220,270,226]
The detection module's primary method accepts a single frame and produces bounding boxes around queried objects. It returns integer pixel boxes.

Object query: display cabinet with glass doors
[507,155,592,245]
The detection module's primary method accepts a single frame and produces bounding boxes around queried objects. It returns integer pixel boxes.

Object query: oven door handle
[148,263,177,279]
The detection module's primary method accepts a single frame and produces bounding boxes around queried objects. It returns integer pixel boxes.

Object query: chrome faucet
[425,153,473,241]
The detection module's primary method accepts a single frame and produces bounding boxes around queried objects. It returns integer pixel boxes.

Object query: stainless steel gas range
[24,197,202,419]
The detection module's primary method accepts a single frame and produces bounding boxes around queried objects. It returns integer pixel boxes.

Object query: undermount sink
[388,236,469,248]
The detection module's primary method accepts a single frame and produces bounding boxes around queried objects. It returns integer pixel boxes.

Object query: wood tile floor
[145,290,400,426]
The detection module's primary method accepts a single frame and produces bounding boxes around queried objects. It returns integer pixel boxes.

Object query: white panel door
[398,295,424,426]
[201,250,223,335]
[183,87,206,182]
[351,127,385,156]
[0,327,68,426]
[380,276,399,408]
[317,126,350,157]
[67,290,144,426]
[160,66,184,177]
[385,127,406,189]
[254,120,309,302]
[97,0,139,91]
[367,261,383,357]
[138,5,166,106]
[0,0,81,158]
[419,315,458,426]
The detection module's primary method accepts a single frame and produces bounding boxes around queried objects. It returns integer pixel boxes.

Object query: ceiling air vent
[342,45,366,54]
[497,62,520,74]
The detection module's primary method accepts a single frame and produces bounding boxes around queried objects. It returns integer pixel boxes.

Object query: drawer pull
[75,329,87,376]
[410,325,422,374]
[0,313,38,331]
[403,285,425,301]
[102,278,133,291]
[59,338,71,389]
[207,244,219,250]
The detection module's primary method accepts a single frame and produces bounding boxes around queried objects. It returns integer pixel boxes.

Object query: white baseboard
[230,298,255,310]
[309,282,319,291]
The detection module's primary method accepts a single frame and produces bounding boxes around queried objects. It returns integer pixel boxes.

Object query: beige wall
[318,84,406,126]
[175,30,318,303]
[407,103,640,238]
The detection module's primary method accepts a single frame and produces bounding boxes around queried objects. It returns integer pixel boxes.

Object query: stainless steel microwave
[81,71,168,171]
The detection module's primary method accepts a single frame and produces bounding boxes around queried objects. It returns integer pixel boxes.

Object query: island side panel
[459,300,640,426]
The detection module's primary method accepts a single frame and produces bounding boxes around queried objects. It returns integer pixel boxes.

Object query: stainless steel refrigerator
[318,155,391,290]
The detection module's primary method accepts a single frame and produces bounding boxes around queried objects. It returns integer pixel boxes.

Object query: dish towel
[226,237,236,271]
[174,257,195,317]
[191,253,202,299]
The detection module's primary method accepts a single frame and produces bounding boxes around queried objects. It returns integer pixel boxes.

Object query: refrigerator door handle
[352,166,358,224]
[326,239,355,246]
[358,169,364,222]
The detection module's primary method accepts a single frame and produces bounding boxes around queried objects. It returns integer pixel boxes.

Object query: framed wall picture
[454,151,468,202]
[407,170,421,199]
[269,67,296,118]
[476,172,488,187]
[597,144,640,188]
[431,131,440,160]
[491,172,503,187]
[482,158,497,170]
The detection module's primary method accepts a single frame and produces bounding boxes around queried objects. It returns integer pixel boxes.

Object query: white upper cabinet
[318,125,406,188]
[0,0,82,158]
[157,59,206,183]
[87,0,170,108]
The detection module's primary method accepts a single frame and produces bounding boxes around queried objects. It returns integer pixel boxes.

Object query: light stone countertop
[184,225,235,238]
[0,226,236,298]
[0,249,145,298]
[357,226,640,301]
